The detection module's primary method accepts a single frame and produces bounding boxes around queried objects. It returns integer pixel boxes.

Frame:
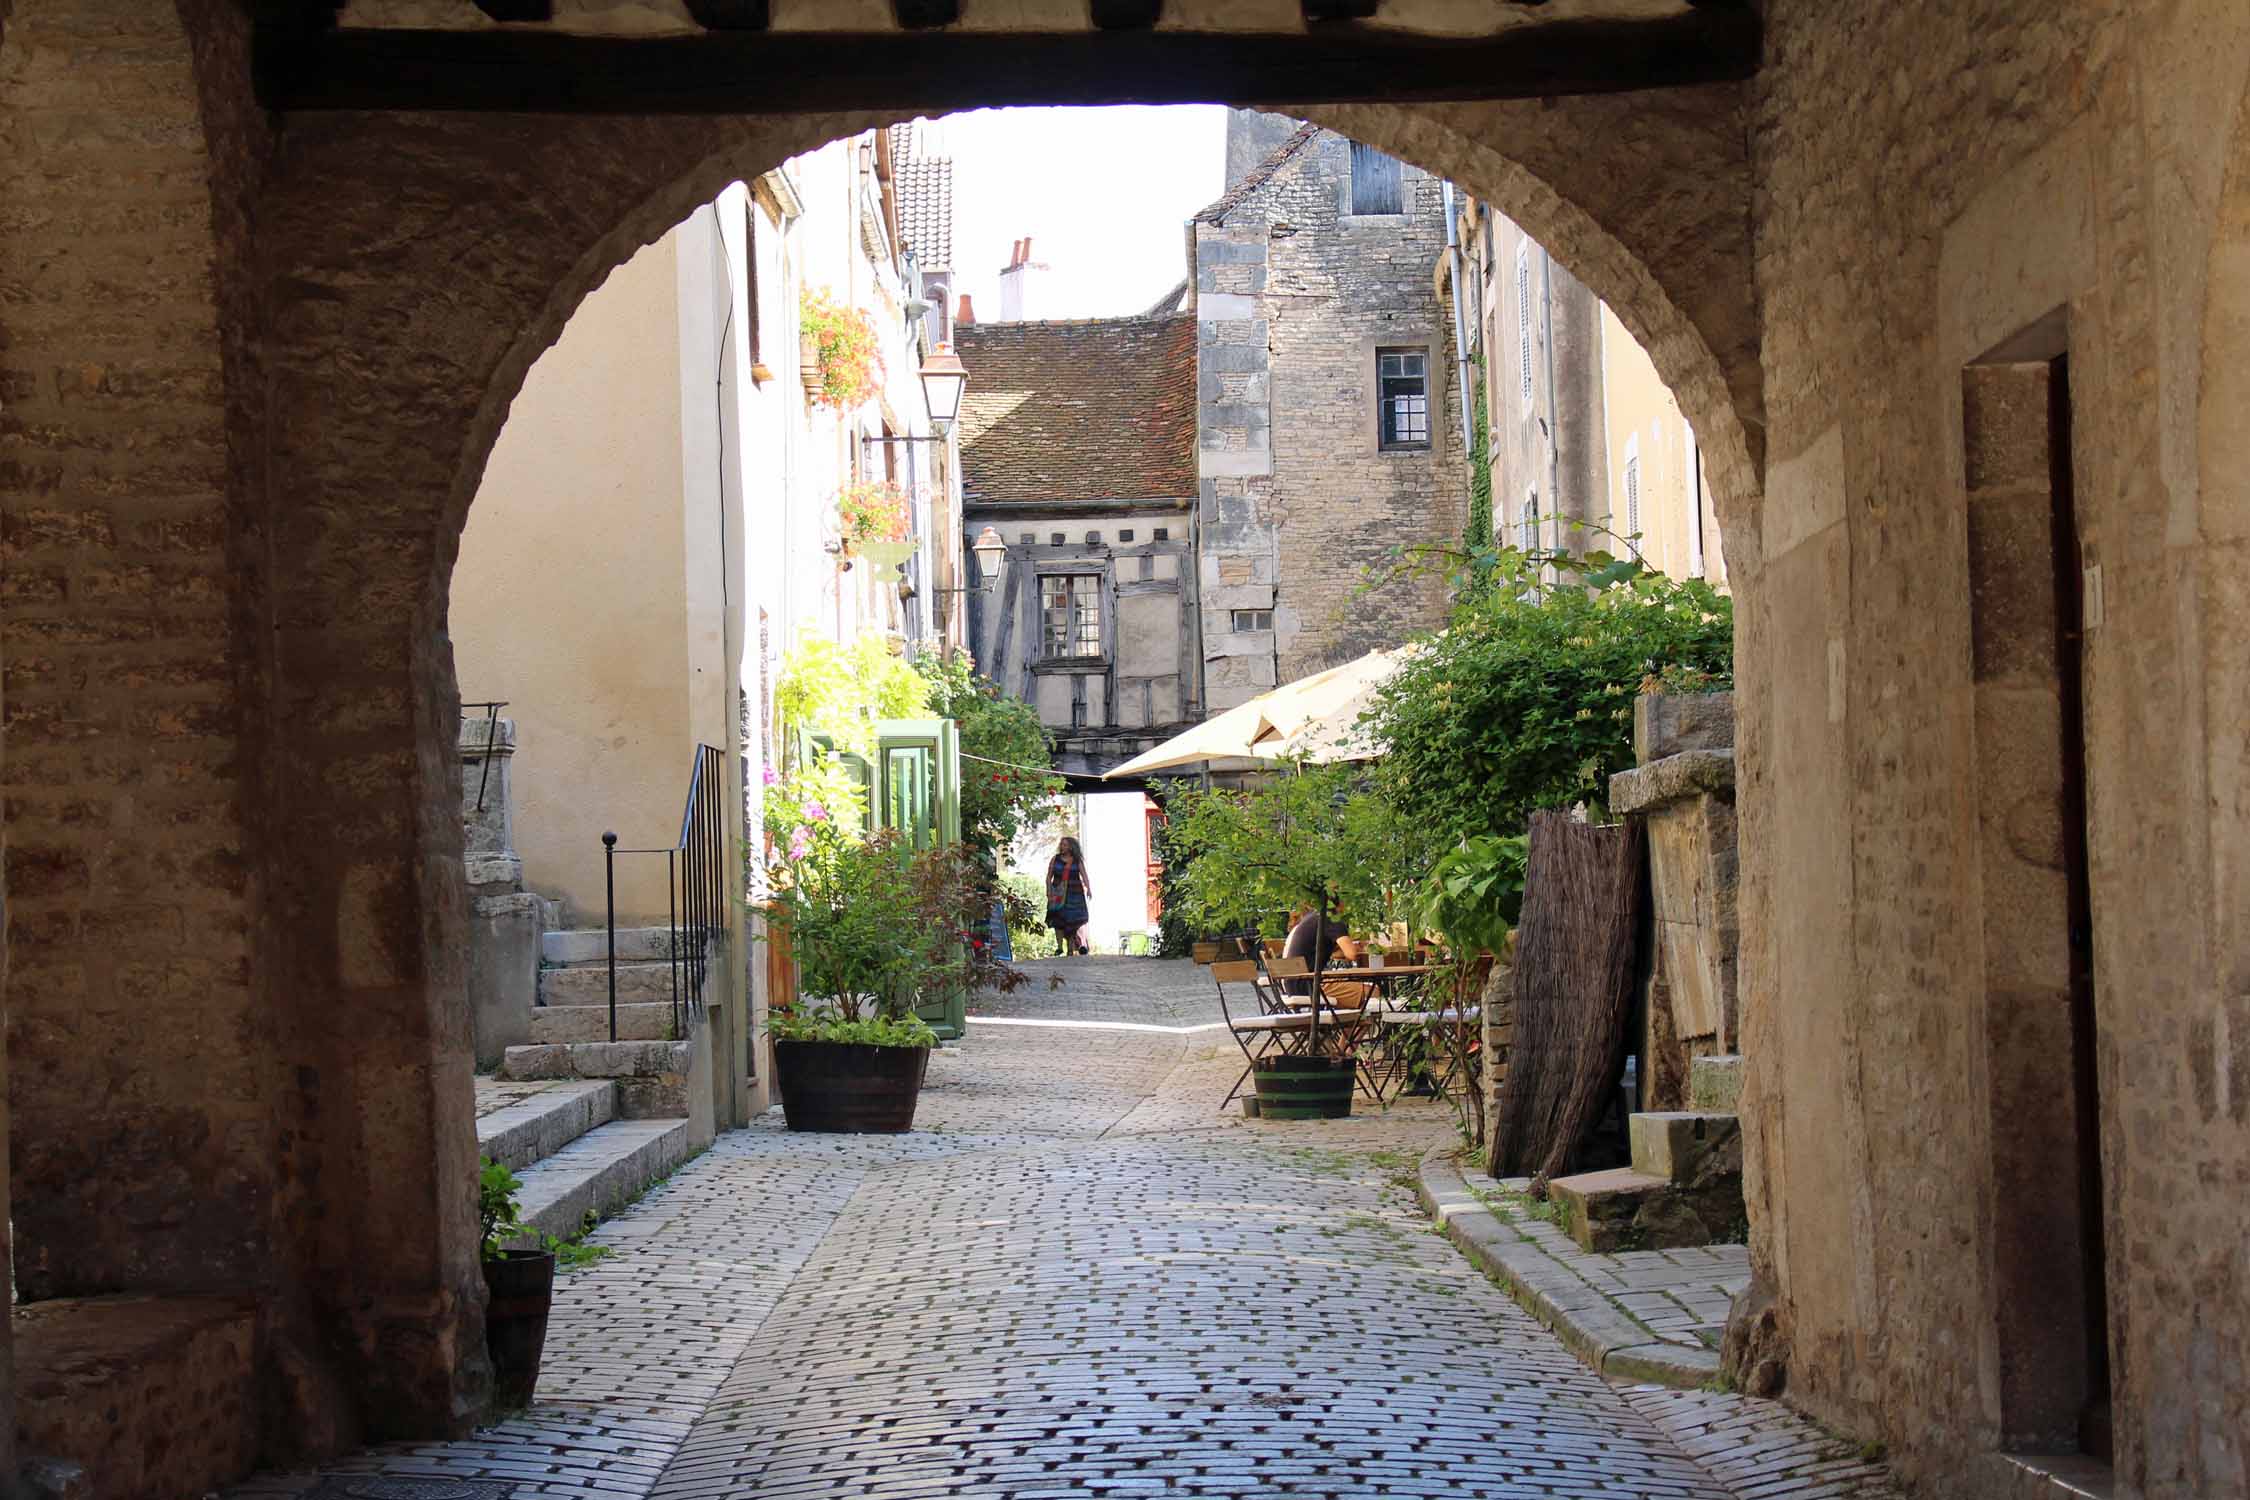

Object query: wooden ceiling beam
[254,11,1762,113]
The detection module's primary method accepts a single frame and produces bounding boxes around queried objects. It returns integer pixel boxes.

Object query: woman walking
[1045,836,1093,957]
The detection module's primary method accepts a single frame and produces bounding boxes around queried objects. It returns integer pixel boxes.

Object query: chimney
[956,293,976,327]
[999,235,1044,322]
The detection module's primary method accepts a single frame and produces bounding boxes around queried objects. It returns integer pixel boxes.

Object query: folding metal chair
[1213,958,1320,1111]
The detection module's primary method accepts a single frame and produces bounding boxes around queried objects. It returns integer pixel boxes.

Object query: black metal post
[603,830,619,1043]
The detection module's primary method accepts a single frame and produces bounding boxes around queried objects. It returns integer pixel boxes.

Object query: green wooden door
[875,719,965,1036]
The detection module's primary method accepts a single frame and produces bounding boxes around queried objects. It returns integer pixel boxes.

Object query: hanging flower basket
[836,480,914,561]
[800,288,884,411]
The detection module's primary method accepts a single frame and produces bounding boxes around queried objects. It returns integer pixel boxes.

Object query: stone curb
[1416,1152,1722,1390]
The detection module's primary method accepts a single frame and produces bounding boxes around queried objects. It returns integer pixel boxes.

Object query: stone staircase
[1549,1107,1746,1253]
[532,925,688,1043]
[476,1077,700,1245]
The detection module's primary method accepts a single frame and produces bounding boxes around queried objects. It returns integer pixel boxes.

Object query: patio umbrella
[1245,644,1416,762]
[1100,692,1285,778]
[1102,647,1412,779]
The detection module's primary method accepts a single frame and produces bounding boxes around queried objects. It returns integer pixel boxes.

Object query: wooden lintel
[253,13,1763,114]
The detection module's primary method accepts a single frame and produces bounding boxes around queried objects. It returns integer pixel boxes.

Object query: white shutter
[1515,242,1533,413]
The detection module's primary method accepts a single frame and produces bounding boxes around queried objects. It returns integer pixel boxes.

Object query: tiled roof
[896,156,954,272]
[1193,120,1321,226]
[955,315,1198,508]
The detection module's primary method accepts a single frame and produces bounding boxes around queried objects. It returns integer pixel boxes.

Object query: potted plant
[479,1157,555,1412]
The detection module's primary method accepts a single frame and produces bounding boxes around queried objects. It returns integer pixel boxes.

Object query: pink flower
[788,828,812,860]
[802,801,828,823]
[762,765,781,786]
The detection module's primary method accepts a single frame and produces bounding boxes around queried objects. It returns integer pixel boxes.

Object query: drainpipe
[1539,244,1563,558]
[1440,182,1473,459]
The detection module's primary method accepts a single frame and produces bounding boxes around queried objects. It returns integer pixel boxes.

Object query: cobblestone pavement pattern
[232,964,1899,1500]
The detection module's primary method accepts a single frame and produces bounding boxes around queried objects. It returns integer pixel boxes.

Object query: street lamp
[919,342,968,432]
[925,527,1006,600]
[858,343,971,457]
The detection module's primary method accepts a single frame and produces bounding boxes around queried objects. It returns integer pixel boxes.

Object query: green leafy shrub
[1368,549,1732,842]
[479,1158,533,1261]
[1163,763,1429,941]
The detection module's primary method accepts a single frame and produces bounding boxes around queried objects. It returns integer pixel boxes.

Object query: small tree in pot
[765,826,933,1132]
[762,825,1035,1132]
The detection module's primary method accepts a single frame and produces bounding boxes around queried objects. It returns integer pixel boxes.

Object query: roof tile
[955,315,1198,507]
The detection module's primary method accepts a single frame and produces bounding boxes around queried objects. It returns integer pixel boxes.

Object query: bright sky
[917,106,1230,322]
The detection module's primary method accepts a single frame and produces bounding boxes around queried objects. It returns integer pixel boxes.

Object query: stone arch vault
[12,2,2250,1493]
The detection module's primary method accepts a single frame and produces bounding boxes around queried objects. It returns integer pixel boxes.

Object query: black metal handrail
[602,743,726,1043]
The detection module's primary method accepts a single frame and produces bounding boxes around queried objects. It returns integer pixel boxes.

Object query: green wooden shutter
[875,718,965,1036]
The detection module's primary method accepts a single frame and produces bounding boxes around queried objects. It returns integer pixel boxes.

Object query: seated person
[1281,906,1370,1006]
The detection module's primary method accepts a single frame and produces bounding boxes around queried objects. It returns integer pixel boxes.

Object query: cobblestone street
[232,961,1896,1500]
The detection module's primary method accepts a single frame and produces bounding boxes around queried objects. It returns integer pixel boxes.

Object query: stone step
[475,1079,616,1173]
[509,1117,698,1247]
[538,959,682,1008]
[1549,1167,1672,1252]
[1629,1110,1742,1185]
[529,1002,675,1044]
[542,927,676,966]
[1689,1053,1744,1111]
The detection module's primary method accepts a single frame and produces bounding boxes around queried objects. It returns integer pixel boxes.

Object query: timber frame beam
[253,12,1762,114]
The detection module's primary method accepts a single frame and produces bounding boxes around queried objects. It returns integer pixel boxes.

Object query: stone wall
[1735,3,2250,1492]
[1611,693,1739,1113]
[79,6,2250,1489]
[1193,124,1468,695]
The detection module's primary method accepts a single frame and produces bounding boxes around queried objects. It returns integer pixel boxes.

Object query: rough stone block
[1629,1110,1743,1186]
[1609,749,1735,815]
[497,1044,574,1081]
[1633,691,1735,763]
[1689,1054,1745,1111]
[469,891,540,1068]
[15,1294,258,1500]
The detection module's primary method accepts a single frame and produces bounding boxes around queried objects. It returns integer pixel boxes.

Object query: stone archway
[241,83,1763,1440]
[3,7,1765,1455]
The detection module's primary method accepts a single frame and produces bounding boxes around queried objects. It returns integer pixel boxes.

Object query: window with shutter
[1349,142,1404,215]
[1516,242,1534,415]
[1519,487,1541,553]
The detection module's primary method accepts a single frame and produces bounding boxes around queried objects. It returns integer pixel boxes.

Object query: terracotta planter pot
[774,1038,929,1133]
[799,331,823,396]
[482,1247,555,1411]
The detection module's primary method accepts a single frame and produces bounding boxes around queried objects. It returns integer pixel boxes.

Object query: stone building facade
[5,5,2249,1496]
[1190,116,1469,705]
[955,315,1201,779]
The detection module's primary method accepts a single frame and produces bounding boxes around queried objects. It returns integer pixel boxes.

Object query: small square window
[1119,529,1135,543]
[1050,532,1066,546]
[1230,608,1274,633]
[1018,532,1035,544]
[1084,530,1102,545]
[1041,574,1103,660]
[1153,527,1169,542]
[1378,347,1430,450]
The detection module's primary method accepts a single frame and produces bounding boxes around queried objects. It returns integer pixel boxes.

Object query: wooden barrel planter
[1251,1054,1356,1120]
[483,1247,556,1411]
[775,1039,929,1133]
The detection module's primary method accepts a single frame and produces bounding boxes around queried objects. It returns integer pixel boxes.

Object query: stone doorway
[1961,335,2113,1464]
